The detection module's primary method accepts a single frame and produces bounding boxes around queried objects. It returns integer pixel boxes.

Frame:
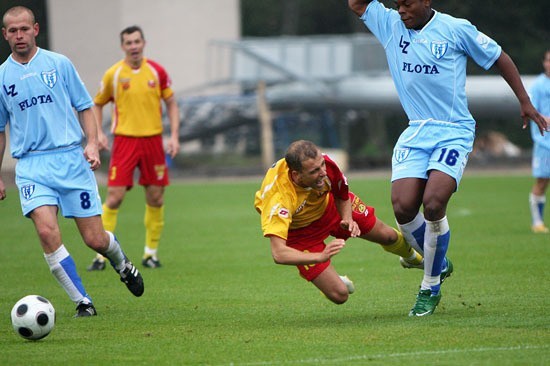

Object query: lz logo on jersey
[3,84,17,97]
[399,35,410,54]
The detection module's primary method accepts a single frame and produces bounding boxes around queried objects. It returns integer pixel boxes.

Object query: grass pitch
[0,173,548,365]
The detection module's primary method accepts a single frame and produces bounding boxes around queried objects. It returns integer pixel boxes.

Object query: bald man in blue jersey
[349,0,548,316]
[0,6,144,317]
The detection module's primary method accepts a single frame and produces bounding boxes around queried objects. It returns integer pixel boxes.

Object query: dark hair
[285,140,320,172]
[120,25,144,44]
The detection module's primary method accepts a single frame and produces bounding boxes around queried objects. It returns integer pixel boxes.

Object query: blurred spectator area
[157,34,534,176]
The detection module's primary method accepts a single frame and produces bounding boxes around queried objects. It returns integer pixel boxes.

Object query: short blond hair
[2,6,35,28]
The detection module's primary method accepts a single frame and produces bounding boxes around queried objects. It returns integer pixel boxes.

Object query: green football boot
[440,257,454,284]
[408,289,442,317]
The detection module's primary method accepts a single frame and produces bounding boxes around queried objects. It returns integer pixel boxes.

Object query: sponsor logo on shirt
[18,94,53,111]
[412,38,428,44]
[21,72,37,80]
[402,62,440,74]
[278,208,289,219]
[295,199,307,215]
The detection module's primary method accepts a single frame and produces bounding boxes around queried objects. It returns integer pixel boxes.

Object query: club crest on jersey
[394,148,410,163]
[120,78,131,90]
[21,184,35,199]
[41,70,57,88]
[431,41,448,60]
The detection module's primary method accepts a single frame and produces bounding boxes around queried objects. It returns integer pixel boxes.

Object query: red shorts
[108,135,169,188]
[287,192,377,281]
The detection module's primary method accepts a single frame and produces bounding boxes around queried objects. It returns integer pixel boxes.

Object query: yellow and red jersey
[94,58,174,137]
[254,154,349,240]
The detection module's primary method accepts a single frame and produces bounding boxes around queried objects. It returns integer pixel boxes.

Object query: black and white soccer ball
[11,295,56,340]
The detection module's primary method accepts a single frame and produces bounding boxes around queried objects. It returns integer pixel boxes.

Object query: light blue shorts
[532,144,550,178]
[15,145,103,218]
[391,120,475,188]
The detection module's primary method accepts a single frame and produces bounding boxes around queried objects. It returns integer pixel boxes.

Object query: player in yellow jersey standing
[254,140,453,305]
[88,25,180,270]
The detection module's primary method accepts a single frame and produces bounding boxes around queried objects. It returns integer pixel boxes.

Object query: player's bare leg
[312,265,351,304]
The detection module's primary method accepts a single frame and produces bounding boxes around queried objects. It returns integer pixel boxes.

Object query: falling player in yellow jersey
[254,140,450,305]
[88,25,180,271]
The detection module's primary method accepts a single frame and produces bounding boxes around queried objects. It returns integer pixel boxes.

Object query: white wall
[1,0,239,173]
[47,0,240,95]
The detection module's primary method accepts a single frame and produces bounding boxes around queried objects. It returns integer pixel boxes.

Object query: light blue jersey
[0,48,100,218]
[529,73,550,178]
[529,73,550,150]
[362,1,502,131]
[0,48,93,158]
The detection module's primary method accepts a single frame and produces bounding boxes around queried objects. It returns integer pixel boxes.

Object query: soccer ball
[11,295,56,340]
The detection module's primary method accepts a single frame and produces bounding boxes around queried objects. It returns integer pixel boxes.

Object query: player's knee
[423,199,447,221]
[82,231,109,252]
[35,224,60,246]
[106,197,123,209]
[327,291,349,305]
[381,226,398,245]
[324,285,350,304]
[392,204,418,224]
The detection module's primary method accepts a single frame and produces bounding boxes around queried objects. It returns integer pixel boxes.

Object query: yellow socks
[144,204,164,258]
[96,204,119,261]
[102,203,119,232]
[382,228,423,265]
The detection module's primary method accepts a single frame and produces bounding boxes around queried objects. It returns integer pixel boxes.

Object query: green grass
[0,174,549,365]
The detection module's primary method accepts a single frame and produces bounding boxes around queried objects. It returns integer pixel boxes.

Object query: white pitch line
[227,344,549,366]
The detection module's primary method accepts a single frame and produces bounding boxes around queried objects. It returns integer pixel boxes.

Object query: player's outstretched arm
[495,51,548,135]
[348,0,370,16]
[269,236,344,265]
